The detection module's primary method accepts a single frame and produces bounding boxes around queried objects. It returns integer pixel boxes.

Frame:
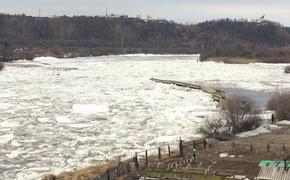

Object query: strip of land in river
[150,78,226,104]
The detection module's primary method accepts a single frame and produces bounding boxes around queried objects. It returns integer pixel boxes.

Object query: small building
[257,160,290,180]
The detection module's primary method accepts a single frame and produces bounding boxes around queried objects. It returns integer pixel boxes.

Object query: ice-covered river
[0,54,290,179]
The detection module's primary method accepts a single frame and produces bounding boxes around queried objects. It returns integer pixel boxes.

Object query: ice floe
[72,104,109,114]
[55,116,71,123]
[0,134,14,144]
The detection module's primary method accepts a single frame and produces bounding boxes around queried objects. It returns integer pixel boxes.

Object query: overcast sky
[1,0,290,26]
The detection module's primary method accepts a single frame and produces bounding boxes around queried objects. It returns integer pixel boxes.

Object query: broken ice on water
[0,54,290,179]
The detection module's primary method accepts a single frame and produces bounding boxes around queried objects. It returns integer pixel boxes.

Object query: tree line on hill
[1,14,290,62]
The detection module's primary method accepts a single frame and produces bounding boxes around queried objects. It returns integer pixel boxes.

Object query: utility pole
[106,8,108,17]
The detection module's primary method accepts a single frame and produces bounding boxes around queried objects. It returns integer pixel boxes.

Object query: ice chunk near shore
[56,116,71,123]
[16,171,41,180]
[72,104,109,114]
[6,150,21,158]
[0,134,14,144]
[37,117,53,123]
[0,121,19,128]
[33,56,60,64]
[155,136,179,144]
[0,103,15,109]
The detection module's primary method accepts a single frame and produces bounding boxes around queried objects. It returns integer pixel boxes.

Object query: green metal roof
[259,160,290,168]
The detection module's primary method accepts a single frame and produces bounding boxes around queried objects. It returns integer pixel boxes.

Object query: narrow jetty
[150,78,226,104]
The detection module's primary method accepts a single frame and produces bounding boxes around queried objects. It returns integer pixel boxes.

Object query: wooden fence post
[250,144,253,152]
[267,144,270,152]
[107,169,110,180]
[203,138,207,150]
[134,152,138,169]
[232,141,235,151]
[193,140,196,149]
[145,150,148,164]
[179,139,184,158]
[283,144,286,151]
[168,145,171,157]
[158,147,161,160]
[271,114,275,124]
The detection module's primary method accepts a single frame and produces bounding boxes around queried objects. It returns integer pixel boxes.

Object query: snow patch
[236,124,280,138]
[277,120,290,125]
[219,152,229,158]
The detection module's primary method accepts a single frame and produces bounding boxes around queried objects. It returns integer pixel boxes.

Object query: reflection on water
[217,87,272,109]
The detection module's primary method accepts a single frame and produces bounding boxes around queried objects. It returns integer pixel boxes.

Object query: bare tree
[199,96,261,138]
[198,116,225,138]
[222,95,256,133]
[267,93,290,120]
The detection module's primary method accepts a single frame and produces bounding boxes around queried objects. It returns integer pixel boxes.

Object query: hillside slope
[0,14,290,62]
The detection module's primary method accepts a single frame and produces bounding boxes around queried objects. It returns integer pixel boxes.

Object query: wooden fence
[91,138,207,180]
[230,141,290,154]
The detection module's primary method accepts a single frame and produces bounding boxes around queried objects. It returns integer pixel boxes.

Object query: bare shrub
[198,116,226,138]
[239,115,262,132]
[284,66,290,74]
[199,96,261,138]
[222,95,260,134]
[0,62,4,71]
[267,93,290,120]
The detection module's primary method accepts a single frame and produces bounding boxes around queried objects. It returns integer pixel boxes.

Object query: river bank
[43,121,290,179]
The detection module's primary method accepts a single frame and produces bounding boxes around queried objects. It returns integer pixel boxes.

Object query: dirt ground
[134,124,290,179]
[180,124,290,178]
[43,124,290,180]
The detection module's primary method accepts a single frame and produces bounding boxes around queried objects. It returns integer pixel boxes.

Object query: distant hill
[191,19,290,62]
[0,14,290,62]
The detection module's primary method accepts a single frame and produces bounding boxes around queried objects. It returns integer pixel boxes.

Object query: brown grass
[42,160,118,180]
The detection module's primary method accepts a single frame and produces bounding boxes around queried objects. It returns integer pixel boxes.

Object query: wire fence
[91,137,207,180]
[237,141,290,154]
[216,141,290,155]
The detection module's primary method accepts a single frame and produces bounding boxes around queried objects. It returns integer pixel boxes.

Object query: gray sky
[1,0,290,26]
